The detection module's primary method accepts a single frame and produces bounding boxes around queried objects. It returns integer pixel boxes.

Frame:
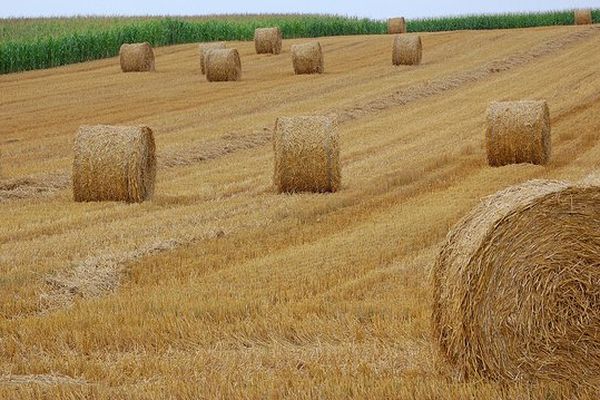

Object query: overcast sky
[2,0,600,19]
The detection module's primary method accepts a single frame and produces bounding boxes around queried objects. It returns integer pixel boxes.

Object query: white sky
[1,0,599,19]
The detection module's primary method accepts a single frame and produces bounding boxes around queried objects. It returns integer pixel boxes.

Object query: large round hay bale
[73,125,156,203]
[119,43,155,72]
[486,100,551,167]
[205,49,242,82]
[433,179,600,384]
[388,17,406,34]
[254,27,282,55]
[199,42,226,74]
[575,9,593,25]
[392,35,422,66]
[291,42,324,75]
[273,116,340,193]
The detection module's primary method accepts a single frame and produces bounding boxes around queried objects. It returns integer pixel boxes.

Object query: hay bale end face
[392,35,422,66]
[291,42,324,75]
[388,17,406,34]
[205,49,242,82]
[273,116,340,193]
[254,27,283,54]
[199,42,226,74]
[119,43,155,72]
[432,179,600,384]
[575,9,593,25]
[486,100,551,167]
[73,125,156,203]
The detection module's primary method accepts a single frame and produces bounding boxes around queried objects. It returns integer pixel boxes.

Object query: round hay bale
[119,43,155,72]
[254,27,282,55]
[199,42,226,75]
[388,17,406,34]
[486,100,551,167]
[392,35,422,66]
[432,179,600,384]
[273,116,340,193]
[73,125,156,203]
[205,49,242,82]
[575,9,593,25]
[291,42,324,75]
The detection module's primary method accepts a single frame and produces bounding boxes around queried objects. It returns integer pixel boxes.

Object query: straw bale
[432,179,600,384]
[254,27,282,54]
[392,35,422,65]
[205,49,242,82]
[119,43,155,72]
[486,100,551,167]
[575,9,593,25]
[291,42,324,75]
[199,42,226,74]
[73,125,156,203]
[273,116,340,193]
[388,17,406,34]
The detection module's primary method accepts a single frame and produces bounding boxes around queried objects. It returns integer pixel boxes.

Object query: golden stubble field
[1,25,599,399]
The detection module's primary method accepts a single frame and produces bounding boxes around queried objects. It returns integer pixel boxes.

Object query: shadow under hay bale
[388,17,407,34]
[73,125,156,203]
[205,49,242,82]
[575,9,593,25]
[433,179,600,385]
[291,42,324,75]
[486,100,551,167]
[254,27,283,55]
[393,35,422,66]
[119,43,155,72]
[199,42,226,75]
[273,116,340,193]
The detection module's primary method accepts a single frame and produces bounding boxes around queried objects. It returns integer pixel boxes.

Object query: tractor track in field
[1,25,598,203]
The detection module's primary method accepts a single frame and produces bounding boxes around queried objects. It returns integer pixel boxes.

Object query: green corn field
[0,10,597,74]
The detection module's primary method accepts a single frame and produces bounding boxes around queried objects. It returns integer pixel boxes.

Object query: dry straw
[388,17,407,34]
[291,42,324,74]
[433,179,600,385]
[575,9,593,25]
[119,43,155,72]
[273,116,340,193]
[73,125,156,203]
[199,42,226,74]
[205,48,242,82]
[254,27,283,54]
[392,35,422,65]
[486,100,551,166]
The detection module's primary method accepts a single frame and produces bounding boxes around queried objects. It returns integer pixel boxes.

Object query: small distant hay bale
[73,125,156,203]
[575,9,593,25]
[205,49,242,82]
[291,42,324,75]
[486,100,551,167]
[392,35,422,65]
[119,43,155,72]
[273,116,340,193]
[388,17,406,34]
[433,179,600,384]
[199,42,226,74]
[254,27,282,54]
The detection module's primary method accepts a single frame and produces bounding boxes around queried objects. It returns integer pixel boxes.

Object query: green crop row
[0,10,597,75]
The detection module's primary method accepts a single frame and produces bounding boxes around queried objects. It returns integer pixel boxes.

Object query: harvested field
[1,25,600,399]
